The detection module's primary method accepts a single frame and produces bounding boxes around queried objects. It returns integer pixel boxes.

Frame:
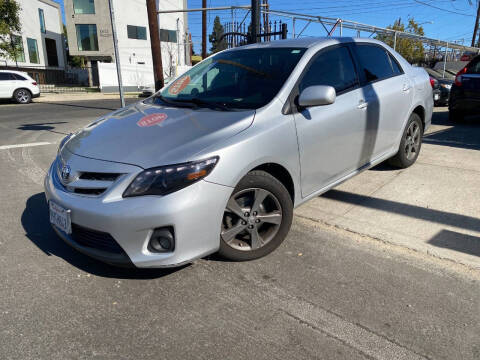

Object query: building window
[11,35,25,62]
[127,25,147,40]
[45,38,59,67]
[39,8,46,33]
[73,0,95,14]
[160,29,177,43]
[76,24,99,51]
[27,38,39,63]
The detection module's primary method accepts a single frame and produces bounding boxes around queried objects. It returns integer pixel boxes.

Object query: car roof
[0,69,29,76]
[233,37,387,50]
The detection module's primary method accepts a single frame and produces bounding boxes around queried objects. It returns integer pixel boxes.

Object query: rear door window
[299,46,358,94]
[388,54,403,75]
[13,74,27,80]
[355,44,396,82]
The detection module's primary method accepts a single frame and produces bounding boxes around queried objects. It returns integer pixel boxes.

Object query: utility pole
[107,0,125,107]
[473,0,480,47]
[147,0,164,91]
[202,0,207,58]
[250,0,260,43]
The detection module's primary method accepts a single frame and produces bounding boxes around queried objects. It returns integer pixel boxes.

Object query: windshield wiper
[172,98,232,111]
[154,94,196,109]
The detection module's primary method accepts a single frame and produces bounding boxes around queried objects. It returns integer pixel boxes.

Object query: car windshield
[154,47,306,110]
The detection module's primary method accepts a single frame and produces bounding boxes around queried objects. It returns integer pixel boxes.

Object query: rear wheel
[219,170,293,261]
[388,113,423,169]
[13,89,32,104]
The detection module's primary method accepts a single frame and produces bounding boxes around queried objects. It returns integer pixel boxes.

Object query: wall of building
[64,0,114,59]
[0,0,65,71]
[64,0,190,90]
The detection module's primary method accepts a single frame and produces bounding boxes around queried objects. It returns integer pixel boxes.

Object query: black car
[426,69,453,106]
[449,55,480,121]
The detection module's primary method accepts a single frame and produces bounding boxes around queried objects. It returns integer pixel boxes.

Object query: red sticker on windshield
[137,113,168,127]
[168,75,191,95]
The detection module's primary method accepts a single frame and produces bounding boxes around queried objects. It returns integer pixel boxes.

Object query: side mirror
[298,85,336,107]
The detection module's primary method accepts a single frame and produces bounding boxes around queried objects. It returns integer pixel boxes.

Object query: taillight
[429,77,435,88]
[32,82,37,86]
[455,67,467,87]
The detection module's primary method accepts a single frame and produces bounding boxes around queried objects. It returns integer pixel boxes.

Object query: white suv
[0,70,40,104]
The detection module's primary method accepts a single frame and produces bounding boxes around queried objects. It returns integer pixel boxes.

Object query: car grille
[71,224,126,254]
[55,159,124,197]
[79,172,121,181]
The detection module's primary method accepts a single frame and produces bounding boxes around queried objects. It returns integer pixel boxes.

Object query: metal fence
[221,20,288,49]
[0,65,93,88]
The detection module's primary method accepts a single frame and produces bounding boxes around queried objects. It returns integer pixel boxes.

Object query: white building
[64,0,190,92]
[0,0,66,83]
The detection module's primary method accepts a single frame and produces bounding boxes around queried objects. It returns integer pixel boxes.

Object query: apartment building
[0,0,66,84]
[64,0,190,91]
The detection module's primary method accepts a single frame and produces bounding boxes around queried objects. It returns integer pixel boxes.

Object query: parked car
[460,52,476,62]
[449,55,480,121]
[0,70,40,104]
[428,74,452,106]
[45,38,433,268]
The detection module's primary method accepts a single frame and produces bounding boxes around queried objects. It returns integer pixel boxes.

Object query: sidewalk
[34,92,142,103]
[295,108,480,269]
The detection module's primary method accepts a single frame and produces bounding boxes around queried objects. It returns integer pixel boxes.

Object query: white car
[0,70,40,104]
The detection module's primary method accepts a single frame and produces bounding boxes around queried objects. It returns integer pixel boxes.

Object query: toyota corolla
[45,38,433,268]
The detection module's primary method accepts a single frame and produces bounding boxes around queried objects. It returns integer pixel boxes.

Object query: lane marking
[0,142,52,150]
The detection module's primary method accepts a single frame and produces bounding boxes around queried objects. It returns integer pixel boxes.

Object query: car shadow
[22,192,187,279]
[17,121,70,135]
[423,108,480,151]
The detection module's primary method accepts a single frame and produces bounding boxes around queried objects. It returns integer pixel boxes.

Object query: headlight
[58,133,72,154]
[123,156,219,197]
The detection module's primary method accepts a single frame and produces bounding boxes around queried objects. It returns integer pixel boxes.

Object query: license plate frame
[434,94,440,101]
[49,201,72,235]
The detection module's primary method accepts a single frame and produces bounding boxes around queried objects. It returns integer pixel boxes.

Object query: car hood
[66,100,255,169]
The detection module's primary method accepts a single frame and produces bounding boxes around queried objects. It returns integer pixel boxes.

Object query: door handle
[357,100,368,109]
[402,84,411,92]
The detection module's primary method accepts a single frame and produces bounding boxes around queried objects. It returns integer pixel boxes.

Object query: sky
[53,0,479,52]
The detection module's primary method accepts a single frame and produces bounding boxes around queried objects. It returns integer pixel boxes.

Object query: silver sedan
[45,37,433,268]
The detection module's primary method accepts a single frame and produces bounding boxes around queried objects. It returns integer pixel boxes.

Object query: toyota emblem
[61,164,71,182]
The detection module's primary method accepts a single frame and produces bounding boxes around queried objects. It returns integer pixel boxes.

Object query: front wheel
[13,89,32,104]
[388,113,423,169]
[219,170,293,261]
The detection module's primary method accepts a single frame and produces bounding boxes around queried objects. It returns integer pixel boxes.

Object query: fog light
[148,227,175,253]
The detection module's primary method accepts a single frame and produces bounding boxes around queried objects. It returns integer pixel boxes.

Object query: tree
[0,0,21,61]
[376,18,425,64]
[209,16,226,53]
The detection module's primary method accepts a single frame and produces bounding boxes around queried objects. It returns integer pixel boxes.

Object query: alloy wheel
[16,90,30,103]
[221,188,283,251]
[404,121,421,161]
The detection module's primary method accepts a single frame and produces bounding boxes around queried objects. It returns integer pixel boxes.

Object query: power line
[412,0,474,16]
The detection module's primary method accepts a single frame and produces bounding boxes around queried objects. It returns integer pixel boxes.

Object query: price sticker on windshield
[137,113,168,127]
[168,75,191,95]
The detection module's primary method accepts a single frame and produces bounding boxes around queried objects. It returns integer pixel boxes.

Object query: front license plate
[49,201,72,234]
[434,94,440,100]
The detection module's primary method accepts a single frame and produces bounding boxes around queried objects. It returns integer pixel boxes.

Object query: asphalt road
[0,99,479,360]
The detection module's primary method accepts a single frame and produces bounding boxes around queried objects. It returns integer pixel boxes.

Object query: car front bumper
[44,157,232,268]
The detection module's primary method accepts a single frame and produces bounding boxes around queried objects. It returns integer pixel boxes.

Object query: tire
[388,113,423,169]
[13,88,32,104]
[448,108,464,122]
[218,170,293,261]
